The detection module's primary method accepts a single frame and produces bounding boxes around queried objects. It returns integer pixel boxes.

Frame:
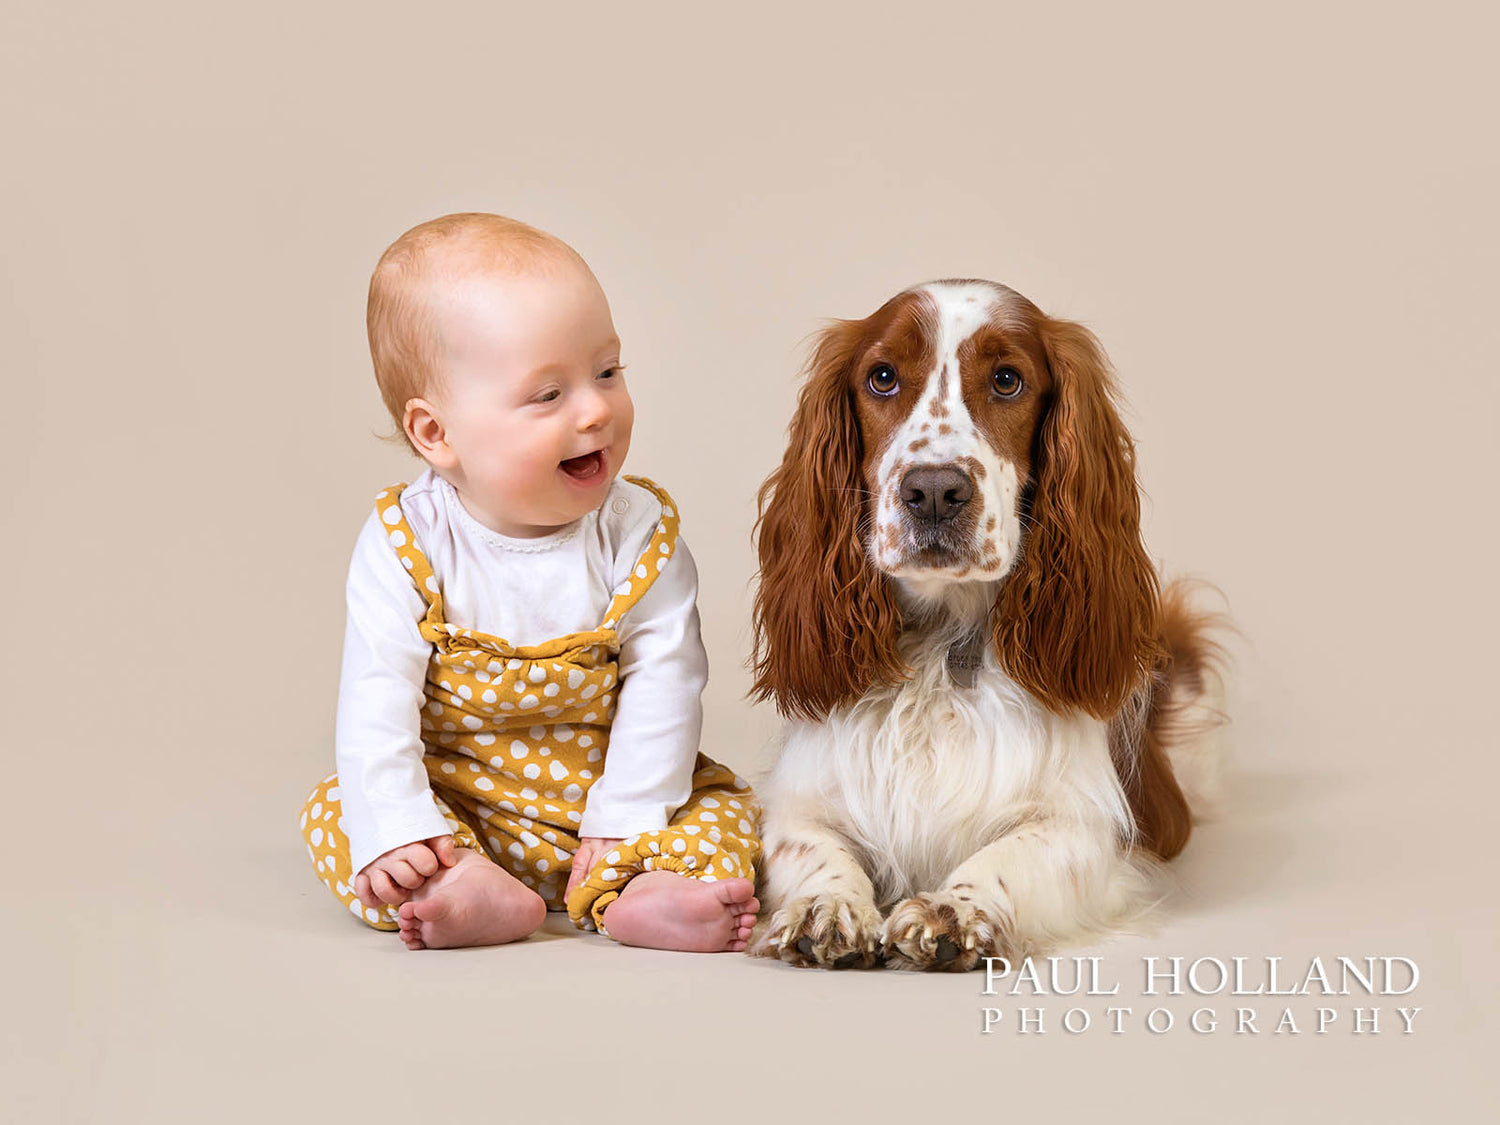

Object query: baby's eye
[596,367,618,381]
[537,389,560,403]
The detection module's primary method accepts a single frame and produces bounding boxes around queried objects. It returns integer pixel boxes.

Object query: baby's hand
[353,835,458,910]
[565,836,625,903]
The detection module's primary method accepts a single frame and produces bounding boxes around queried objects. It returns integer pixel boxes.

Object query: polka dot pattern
[301,775,481,931]
[299,477,763,935]
[567,758,762,934]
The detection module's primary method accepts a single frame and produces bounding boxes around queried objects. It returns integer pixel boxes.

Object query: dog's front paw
[752,894,884,969]
[881,892,1011,972]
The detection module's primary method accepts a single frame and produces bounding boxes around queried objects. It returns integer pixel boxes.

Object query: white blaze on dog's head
[753,275,1157,725]
[859,281,1050,595]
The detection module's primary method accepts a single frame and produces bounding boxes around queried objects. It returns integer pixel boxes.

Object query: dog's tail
[1152,577,1233,821]
[1110,577,1232,860]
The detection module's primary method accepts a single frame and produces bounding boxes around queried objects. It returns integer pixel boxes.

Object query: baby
[300,213,761,952]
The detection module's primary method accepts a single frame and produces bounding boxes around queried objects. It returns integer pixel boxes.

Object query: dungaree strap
[600,476,682,631]
[374,476,682,644]
[372,484,452,642]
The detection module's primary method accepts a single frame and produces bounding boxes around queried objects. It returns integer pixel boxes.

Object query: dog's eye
[867,364,899,397]
[992,367,1023,397]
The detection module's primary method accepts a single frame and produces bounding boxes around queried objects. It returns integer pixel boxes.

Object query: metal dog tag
[946,632,986,688]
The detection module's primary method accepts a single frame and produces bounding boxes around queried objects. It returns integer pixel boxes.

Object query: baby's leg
[302,774,402,930]
[566,761,763,952]
[300,774,511,939]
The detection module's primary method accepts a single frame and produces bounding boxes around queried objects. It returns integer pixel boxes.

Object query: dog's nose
[900,465,973,524]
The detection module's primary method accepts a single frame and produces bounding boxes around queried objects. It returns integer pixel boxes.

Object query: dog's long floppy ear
[992,316,1166,719]
[751,318,906,721]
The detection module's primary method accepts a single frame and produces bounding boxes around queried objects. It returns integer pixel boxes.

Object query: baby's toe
[710,878,757,906]
[412,894,453,924]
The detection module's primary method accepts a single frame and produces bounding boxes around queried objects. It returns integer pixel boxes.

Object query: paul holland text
[978,956,1421,1036]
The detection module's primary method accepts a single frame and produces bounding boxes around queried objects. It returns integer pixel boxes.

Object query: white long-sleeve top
[334,469,708,876]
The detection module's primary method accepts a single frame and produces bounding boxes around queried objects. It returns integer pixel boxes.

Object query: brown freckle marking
[908,438,929,452]
[937,423,951,435]
[986,515,997,531]
[954,567,970,578]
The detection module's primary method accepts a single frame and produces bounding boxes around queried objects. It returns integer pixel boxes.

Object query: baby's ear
[403,398,452,467]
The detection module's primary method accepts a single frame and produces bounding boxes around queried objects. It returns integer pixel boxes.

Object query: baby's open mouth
[559,449,606,482]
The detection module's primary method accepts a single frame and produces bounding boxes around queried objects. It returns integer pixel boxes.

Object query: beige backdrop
[3,2,1496,1122]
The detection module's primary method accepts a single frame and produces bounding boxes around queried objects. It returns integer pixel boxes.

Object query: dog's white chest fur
[763,640,1124,907]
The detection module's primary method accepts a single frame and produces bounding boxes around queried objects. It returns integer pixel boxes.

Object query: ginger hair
[366,212,588,451]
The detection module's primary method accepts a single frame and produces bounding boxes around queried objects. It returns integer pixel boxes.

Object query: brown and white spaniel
[749,279,1226,971]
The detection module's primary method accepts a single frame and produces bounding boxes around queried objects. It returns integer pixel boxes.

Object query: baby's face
[427,262,633,537]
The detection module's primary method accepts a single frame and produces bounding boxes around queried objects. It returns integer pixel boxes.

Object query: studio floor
[16,718,1491,1122]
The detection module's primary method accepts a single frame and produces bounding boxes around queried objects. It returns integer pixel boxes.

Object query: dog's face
[847,282,1053,589]
[753,277,1163,721]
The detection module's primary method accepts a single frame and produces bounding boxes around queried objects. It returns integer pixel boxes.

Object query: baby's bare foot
[395,850,546,950]
[601,872,760,952]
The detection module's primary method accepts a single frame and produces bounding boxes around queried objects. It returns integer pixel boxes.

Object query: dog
[748,279,1226,971]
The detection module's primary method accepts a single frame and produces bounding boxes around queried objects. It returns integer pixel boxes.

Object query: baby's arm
[336,509,456,902]
[576,530,708,842]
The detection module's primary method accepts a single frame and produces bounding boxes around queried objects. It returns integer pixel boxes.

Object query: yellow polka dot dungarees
[301,476,761,935]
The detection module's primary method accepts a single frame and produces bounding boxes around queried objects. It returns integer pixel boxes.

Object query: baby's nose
[578,390,611,428]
